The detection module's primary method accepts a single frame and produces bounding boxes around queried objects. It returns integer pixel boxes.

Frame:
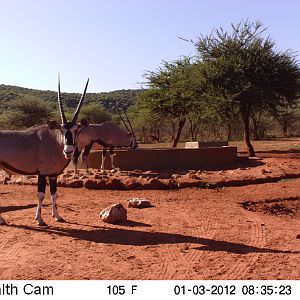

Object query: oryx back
[78,121,132,148]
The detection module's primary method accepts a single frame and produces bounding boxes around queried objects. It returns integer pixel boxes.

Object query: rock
[68,180,84,188]
[25,175,37,179]
[127,198,151,208]
[177,179,200,189]
[61,173,73,179]
[65,170,75,174]
[168,179,179,189]
[94,174,109,179]
[84,179,107,189]
[188,173,199,180]
[158,172,171,179]
[122,178,144,190]
[15,177,23,184]
[3,177,9,185]
[171,174,181,179]
[100,203,127,223]
[107,178,126,190]
[261,169,272,174]
[143,178,168,190]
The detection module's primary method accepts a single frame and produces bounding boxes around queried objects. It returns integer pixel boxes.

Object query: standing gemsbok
[72,112,138,174]
[0,76,89,226]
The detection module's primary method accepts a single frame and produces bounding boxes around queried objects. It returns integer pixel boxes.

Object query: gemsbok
[72,112,138,174]
[0,76,89,226]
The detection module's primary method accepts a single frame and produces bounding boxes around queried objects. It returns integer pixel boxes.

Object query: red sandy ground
[0,153,299,280]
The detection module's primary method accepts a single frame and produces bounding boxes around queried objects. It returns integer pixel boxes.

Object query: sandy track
[0,175,299,280]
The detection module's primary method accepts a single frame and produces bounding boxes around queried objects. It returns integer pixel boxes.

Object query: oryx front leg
[100,148,107,172]
[35,175,47,226]
[49,177,65,222]
[82,143,93,175]
[72,147,81,177]
[109,145,115,171]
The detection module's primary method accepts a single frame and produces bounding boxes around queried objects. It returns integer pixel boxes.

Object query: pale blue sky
[0,0,300,93]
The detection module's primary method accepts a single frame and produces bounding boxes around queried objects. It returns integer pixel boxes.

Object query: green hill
[0,84,142,112]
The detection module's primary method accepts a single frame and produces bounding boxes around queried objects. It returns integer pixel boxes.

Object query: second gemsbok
[72,117,138,174]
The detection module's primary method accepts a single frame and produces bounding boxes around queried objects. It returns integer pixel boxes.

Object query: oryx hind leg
[49,177,65,222]
[35,175,47,226]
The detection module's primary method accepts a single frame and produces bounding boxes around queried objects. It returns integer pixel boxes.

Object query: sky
[1,0,300,93]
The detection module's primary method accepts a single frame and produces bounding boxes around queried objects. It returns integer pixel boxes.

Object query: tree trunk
[282,119,288,138]
[188,116,199,141]
[190,121,197,141]
[172,118,186,148]
[227,123,232,141]
[241,111,256,157]
[252,117,260,140]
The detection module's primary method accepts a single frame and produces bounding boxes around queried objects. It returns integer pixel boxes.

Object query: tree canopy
[2,95,54,129]
[79,103,112,124]
[143,57,206,146]
[195,20,300,155]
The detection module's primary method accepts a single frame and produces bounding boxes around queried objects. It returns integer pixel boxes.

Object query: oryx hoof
[37,221,48,227]
[55,217,66,223]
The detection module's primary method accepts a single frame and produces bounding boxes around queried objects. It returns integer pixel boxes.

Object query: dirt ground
[0,153,300,280]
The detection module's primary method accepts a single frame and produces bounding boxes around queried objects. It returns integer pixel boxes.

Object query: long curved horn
[116,110,130,132]
[72,78,89,124]
[124,110,136,137]
[57,74,67,124]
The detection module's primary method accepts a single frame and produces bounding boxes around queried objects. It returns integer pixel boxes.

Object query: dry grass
[229,138,300,152]
[139,138,300,153]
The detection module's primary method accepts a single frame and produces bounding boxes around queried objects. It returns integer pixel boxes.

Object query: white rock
[99,203,127,223]
[127,198,151,208]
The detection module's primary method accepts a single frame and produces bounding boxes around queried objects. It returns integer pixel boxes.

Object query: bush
[79,103,112,124]
[3,96,54,129]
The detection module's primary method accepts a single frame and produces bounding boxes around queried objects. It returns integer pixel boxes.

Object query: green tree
[196,20,300,156]
[79,103,112,124]
[143,57,204,147]
[271,103,299,137]
[4,96,54,129]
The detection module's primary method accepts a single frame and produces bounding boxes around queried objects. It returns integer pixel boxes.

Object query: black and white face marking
[60,122,78,159]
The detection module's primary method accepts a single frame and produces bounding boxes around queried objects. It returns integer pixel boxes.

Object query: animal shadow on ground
[67,220,152,228]
[10,224,300,255]
[0,204,36,214]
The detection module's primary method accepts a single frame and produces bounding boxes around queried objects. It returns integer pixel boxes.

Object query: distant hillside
[0,84,142,112]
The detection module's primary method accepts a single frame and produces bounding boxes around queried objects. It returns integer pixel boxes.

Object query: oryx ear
[80,118,89,127]
[47,120,61,130]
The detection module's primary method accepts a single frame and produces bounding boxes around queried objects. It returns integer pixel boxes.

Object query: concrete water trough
[82,146,237,170]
